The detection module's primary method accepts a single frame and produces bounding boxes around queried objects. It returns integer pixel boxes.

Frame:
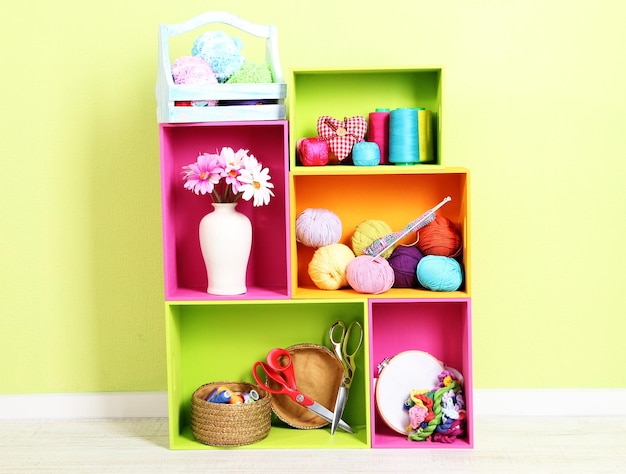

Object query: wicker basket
[190,381,271,447]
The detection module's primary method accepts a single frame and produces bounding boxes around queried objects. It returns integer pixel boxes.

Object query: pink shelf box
[159,120,291,300]
[368,298,473,448]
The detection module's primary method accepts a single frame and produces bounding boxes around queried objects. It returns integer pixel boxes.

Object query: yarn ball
[416,256,463,292]
[352,141,380,166]
[171,56,218,106]
[388,245,424,288]
[191,31,245,82]
[351,220,394,258]
[416,215,463,257]
[226,61,273,84]
[308,244,355,290]
[346,256,395,295]
[297,137,329,166]
[296,208,342,248]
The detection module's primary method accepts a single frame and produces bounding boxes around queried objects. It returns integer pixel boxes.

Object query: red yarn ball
[416,216,462,257]
[388,245,424,288]
[297,137,329,166]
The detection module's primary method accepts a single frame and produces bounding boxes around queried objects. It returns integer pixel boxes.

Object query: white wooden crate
[156,11,286,123]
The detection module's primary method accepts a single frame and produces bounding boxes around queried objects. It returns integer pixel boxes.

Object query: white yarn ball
[296,208,343,248]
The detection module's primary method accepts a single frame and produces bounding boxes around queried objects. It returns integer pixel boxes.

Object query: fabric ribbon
[317,115,367,163]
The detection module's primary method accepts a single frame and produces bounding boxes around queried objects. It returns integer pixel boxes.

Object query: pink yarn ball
[388,246,424,288]
[297,137,329,166]
[346,256,395,295]
[171,56,218,106]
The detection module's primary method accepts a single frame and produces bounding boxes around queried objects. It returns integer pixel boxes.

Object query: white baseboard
[0,391,168,420]
[1,389,625,420]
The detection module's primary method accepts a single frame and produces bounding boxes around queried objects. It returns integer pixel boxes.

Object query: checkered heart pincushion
[317,115,367,163]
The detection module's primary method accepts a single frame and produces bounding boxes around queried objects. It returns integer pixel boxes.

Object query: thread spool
[351,220,394,258]
[346,256,395,294]
[308,243,355,290]
[208,388,233,404]
[416,256,463,292]
[297,137,329,166]
[416,216,462,257]
[417,108,435,163]
[388,246,424,288]
[389,108,419,165]
[352,141,380,166]
[295,208,342,248]
[368,108,390,164]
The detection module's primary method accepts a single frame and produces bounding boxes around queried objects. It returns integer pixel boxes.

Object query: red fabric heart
[317,116,367,163]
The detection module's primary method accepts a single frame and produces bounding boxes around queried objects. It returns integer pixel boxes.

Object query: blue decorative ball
[191,31,245,82]
[416,256,463,292]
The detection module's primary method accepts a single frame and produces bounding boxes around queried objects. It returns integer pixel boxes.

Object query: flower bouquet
[182,146,274,207]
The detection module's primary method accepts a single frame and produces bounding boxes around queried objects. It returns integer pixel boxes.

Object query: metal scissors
[328,320,363,435]
[252,348,354,434]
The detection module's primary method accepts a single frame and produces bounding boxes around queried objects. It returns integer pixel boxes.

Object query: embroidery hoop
[375,350,445,435]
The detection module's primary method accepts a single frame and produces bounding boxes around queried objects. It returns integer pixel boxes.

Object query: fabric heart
[317,116,367,163]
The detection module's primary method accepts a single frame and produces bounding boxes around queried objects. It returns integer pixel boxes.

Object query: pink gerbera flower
[182,153,223,195]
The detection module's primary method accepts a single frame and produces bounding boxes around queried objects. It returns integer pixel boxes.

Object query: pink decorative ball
[388,246,424,288]
[171,56,218,106]
[346,256,395,295]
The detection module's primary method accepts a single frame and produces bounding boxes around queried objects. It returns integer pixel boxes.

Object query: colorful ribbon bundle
[403,370,466,443]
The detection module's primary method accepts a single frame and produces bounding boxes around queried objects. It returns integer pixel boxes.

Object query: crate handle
[160,11,284,83]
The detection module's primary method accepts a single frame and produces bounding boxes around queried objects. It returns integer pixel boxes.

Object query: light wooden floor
[1,416,625,473]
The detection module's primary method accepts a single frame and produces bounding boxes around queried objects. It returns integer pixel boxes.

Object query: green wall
[1,0,624,394]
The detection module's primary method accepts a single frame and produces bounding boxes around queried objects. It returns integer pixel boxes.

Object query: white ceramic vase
[199,202,252,295]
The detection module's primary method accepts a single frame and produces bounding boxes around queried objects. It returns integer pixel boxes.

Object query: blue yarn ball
[416,256,463,292]
[352,141,380,166]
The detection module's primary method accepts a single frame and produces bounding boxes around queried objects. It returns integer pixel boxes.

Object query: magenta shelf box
[368,298,473,449]
[159,120,291,300]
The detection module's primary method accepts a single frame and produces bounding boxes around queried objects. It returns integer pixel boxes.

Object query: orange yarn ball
[416,216,462,257]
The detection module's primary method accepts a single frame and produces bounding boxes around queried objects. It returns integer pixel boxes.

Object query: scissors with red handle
[252,348,354,434]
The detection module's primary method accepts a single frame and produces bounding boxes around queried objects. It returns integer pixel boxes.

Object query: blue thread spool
[389,108,419,165]
[208,388,232,404]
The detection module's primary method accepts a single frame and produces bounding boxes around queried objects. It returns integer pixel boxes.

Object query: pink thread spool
[368,109,390,164]
[297,137,329,166]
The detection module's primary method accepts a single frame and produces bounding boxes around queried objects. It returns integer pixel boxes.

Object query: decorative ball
[416,216,463,257]
[296,208,342,248]
[297,137,329,166]
[191,31,245,83]
[308,244,355,290]
[171,56,218,106]
[352,220,394,258]
[346,256,395,294]
[352,141,380,166]
[226,61,273,83]
[388,245,424,288]
[416,256,463,292]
